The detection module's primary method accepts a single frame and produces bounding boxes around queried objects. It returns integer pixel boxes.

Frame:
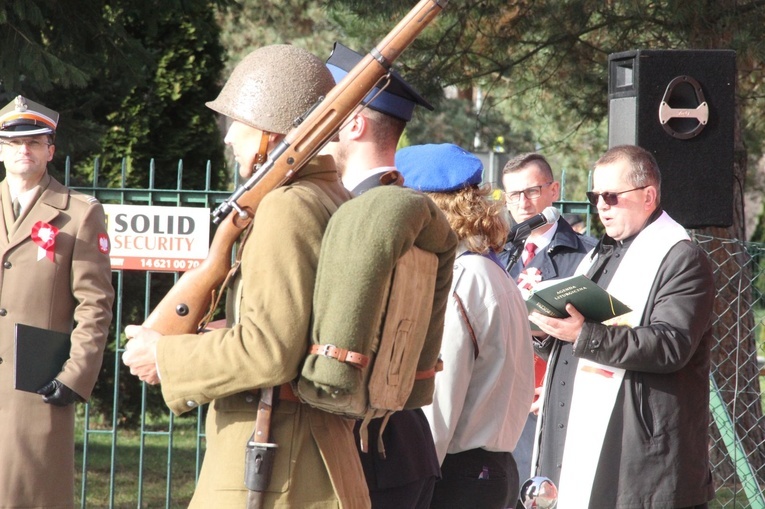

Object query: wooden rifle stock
[143,0,448,335]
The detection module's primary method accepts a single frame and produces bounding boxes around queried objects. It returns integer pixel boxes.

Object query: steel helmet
[206,45,335,135]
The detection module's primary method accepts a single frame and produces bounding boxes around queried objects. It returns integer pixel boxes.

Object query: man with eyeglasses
[500,153,596,282]
[499,153,596,486]
[0,95,114,508]
[529,145,715,508]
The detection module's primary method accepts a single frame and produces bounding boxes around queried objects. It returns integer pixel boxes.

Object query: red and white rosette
[517,266,542,294]
[31,221,59,262]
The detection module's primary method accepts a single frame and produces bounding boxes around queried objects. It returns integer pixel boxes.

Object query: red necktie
[523,242,537,267]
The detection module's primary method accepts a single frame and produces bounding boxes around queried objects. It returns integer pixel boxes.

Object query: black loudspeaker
[607,49,736,228]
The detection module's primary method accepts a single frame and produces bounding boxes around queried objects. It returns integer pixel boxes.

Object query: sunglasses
[586,186,647,206]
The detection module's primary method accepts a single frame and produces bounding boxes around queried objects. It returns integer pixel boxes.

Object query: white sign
[104,204,210,272]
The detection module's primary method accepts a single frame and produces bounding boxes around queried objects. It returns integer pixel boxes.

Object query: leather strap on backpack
[414,358,444,380]
[308,344,370,369]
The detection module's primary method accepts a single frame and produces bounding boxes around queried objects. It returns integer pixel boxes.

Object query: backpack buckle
[317,344,335,357]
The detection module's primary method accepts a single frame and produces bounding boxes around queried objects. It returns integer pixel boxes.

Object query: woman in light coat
[397,143,535,509]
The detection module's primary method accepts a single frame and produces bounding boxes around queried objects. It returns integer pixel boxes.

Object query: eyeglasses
[586,186,648,206]
[505,182,553,204]
[0,139,52,151]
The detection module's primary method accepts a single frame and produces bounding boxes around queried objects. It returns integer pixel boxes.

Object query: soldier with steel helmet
[122,45,371,508]
[0,95,114,508]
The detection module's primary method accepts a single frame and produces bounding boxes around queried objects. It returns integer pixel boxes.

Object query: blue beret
[396,143,484,193]
[326,42,433,122]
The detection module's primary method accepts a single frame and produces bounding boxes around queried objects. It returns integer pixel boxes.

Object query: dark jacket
[538,234,715,508]
[500,217,597,280]
[580,239,714,508]
[354,409,440,491]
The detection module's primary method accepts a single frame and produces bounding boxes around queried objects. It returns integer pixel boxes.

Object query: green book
[525,274,631,323]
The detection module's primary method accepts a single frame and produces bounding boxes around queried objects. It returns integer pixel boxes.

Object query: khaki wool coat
[157,157,371,509]
[0,175,114,508]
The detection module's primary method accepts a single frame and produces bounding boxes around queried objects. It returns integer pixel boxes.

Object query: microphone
[507,206,561,244]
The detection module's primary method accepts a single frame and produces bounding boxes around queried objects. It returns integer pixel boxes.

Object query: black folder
[14,323,71,393]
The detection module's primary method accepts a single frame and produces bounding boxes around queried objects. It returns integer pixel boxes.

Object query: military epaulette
[69,190,102,207]
[69,189,99,205]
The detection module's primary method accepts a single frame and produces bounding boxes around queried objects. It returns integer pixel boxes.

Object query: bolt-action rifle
[141,0,448,336]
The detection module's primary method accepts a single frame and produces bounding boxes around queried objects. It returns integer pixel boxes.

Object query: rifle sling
[198,222,254,330]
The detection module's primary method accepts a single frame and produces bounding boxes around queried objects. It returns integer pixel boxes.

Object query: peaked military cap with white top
[326,42,434,122]
[0,96,59,138]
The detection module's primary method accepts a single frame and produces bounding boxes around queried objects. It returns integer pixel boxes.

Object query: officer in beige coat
[122,45,370,508]
[0,96,114,508]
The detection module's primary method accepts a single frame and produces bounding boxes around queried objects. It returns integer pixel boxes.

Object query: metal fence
[63,158,765,508]
[699,234,765,509]
[67,157,233,508]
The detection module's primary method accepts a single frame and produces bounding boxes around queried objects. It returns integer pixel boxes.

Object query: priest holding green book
[529,144,715,509]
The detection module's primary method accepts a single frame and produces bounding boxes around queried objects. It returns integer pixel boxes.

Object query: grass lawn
[69,396,761,508]
[74,416,203,508]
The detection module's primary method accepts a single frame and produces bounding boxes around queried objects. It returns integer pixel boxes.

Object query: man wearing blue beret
[322,42,441,509]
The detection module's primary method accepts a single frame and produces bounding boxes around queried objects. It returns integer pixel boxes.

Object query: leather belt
[278,383,300,403]
[246,383,301,404]
[309,344,370,369]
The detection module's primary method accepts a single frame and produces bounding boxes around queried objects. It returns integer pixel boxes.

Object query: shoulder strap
[298,180,341,216]
[453,291,479,360]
